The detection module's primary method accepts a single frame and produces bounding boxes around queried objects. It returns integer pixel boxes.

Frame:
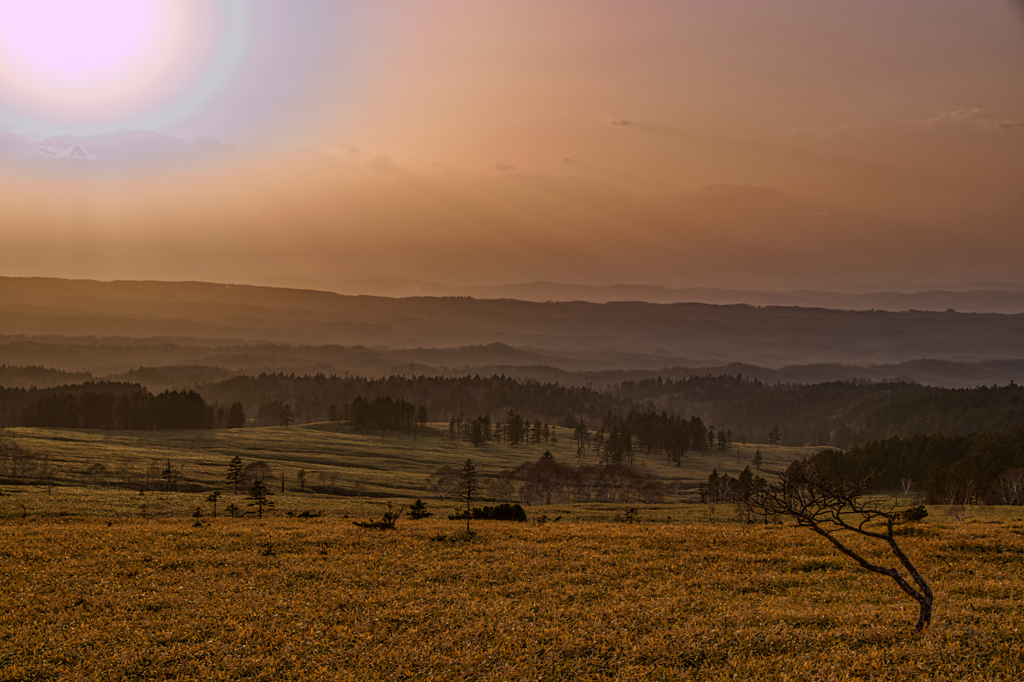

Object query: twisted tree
[749,460,934,631]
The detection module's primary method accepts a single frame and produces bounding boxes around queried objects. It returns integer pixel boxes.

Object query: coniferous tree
[408,498,432,519]
[280,404,294,427]
[161,459,174,492]
[459,459,478,534]
[206,490,222,518]
[227,455,243,494]
[226,402,246,428]
[246,479,274,519]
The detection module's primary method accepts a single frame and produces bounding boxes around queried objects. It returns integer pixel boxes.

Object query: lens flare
[0,0,163,86]
[0,0,250,135]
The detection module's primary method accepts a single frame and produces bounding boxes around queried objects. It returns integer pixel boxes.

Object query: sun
[0,0,166,89]
[0,0,248,134]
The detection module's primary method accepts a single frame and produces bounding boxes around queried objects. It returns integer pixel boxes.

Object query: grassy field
[1,504,1022,680]
[1,423,817,508]
[3,426,1021,679]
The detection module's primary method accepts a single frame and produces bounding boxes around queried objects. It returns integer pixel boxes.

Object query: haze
[1,0,1022,293]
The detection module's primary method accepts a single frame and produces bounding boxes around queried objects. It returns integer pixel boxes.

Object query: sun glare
[0,0,164,86]
[0,0,242,132]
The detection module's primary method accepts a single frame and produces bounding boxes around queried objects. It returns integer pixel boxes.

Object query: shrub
[900,505,928,522]
[354,503,404,530]
[450,503,527,522]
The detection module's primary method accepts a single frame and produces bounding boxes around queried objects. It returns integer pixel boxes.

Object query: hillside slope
[3,277,1024,368]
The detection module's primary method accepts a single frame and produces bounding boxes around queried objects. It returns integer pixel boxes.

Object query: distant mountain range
[3,345,1023,392]
[255,276,1024,314]
[2,278,1024,387]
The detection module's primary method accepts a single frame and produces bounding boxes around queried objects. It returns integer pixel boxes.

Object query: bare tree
[995,468,1024,506]
[944,479,976,522]
[241,460,272,487]
[488,475,515,503]
[430,465,460,500]
[749,461,934,631]
[899,477,915,504]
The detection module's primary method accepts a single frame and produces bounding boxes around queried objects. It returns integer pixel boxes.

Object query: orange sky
[1,0,1023,292]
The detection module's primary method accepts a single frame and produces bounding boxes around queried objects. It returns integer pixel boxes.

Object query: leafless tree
[944,479,977,522]
[430,465,460,500]
[749,461,934,631]
[995,468,1024,506]
[899,477,915,504]
[1,432,43,480]
[241,460,272,487]
[315,471,340,495]
[488,475,516,502]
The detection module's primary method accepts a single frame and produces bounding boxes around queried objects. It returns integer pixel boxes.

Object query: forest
[4,371,1024,450]
[200,372,1024,448]
[807,429,1024,506]
[3,369,1024,503]
[0,382,239,431]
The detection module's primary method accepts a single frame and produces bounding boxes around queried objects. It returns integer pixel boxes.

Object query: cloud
[914,109,1024,132]
[611,119,632,126]
[924,109,986,126]
[0,130,30,155]
[18,144,96,162]
[0,129,246,168]
[494,163,514,172]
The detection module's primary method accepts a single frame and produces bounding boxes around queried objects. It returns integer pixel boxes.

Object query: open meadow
[1,504,1022,680]
[0,423,816,505]
[1,427,1023,679]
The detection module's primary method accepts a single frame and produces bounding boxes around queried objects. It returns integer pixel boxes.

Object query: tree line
[0,382,245,431]
[197,372,636,429]
[5,370,1024,469]
[200,372,1024,450]
[617,374,1024,448]
[804,427,1024,505]
[431,451,671,505]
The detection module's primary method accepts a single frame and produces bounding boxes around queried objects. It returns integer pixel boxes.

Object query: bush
[450,503,527,522]
[353,503,403,530]
[900,505,928,522]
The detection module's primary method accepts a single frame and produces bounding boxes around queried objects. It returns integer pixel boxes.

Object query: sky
[0,0,1023,293]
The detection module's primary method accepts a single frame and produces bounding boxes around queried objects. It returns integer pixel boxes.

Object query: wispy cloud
[0,129,243,167]
[18,144,96,162]
[912,109,1024,132]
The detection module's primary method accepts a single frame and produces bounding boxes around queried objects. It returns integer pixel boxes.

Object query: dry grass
[3,424,815,501]
[2,427,1019,679]
[1,500,1022,680]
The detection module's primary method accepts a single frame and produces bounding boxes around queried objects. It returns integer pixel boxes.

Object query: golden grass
[4,424,816,501]
[3,427,1019,679]
[1,502,1022,680]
